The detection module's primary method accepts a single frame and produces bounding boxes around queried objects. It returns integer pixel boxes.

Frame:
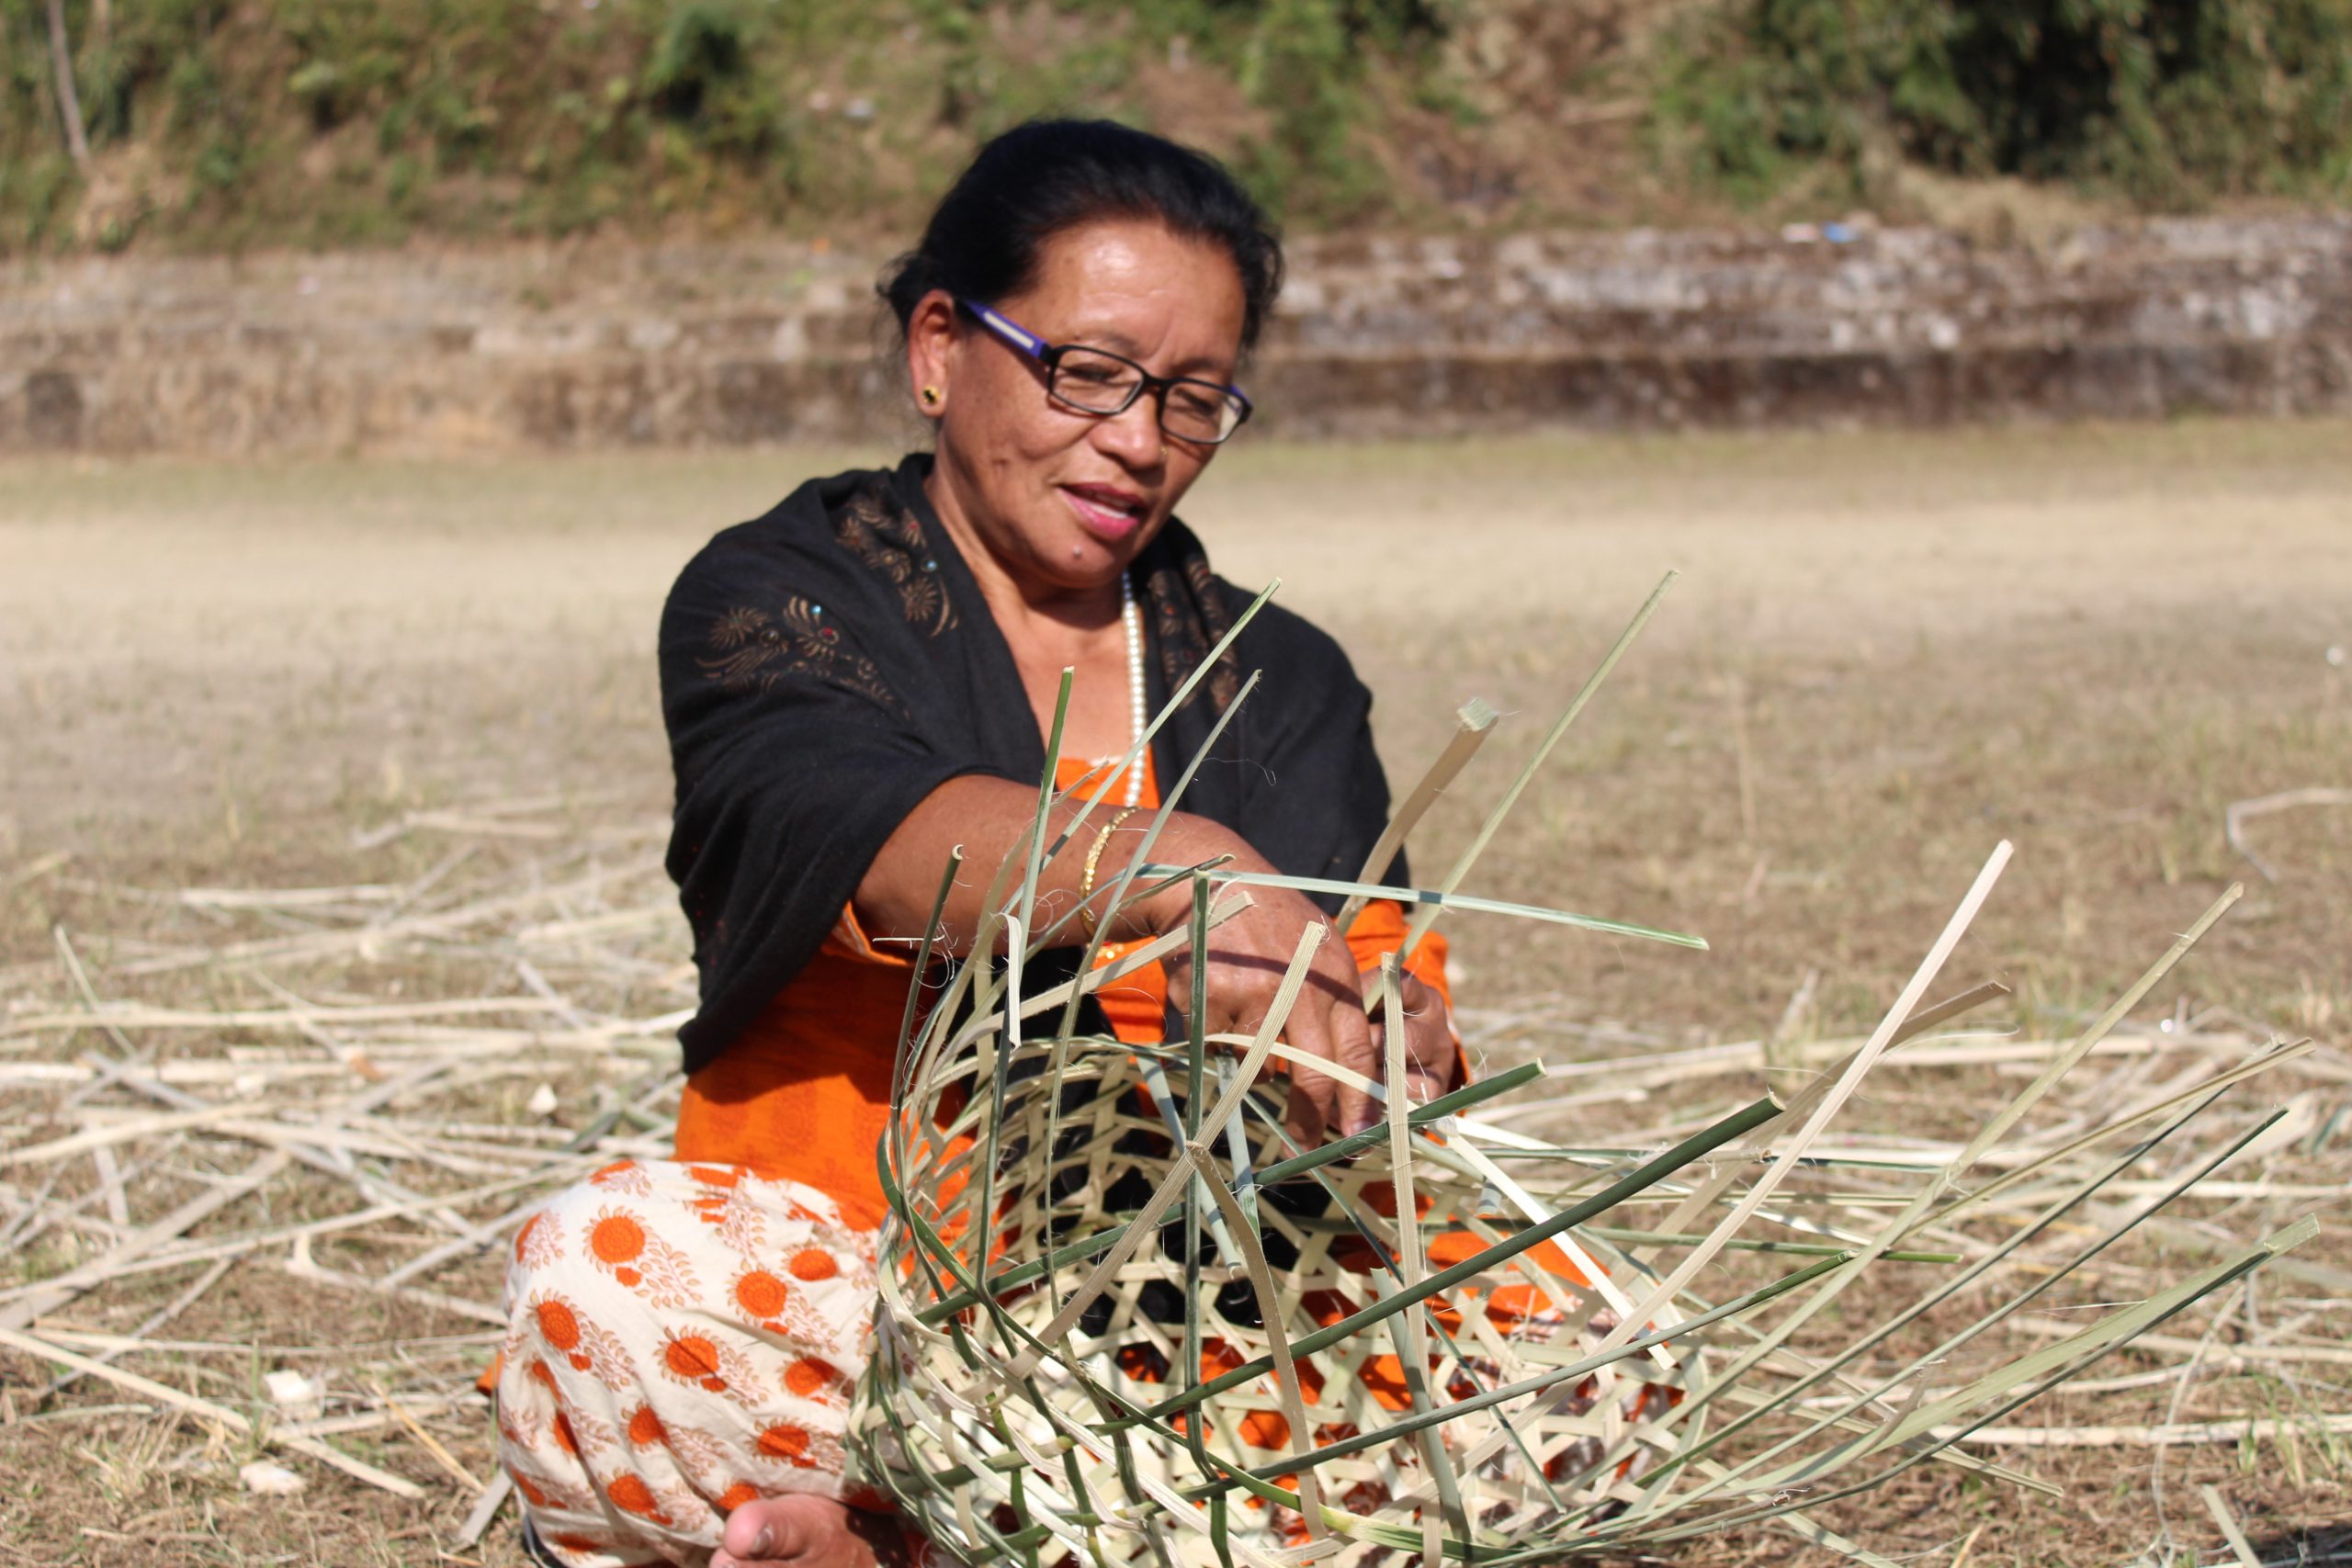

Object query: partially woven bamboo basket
[846,574,2315,1566]
[857,1025,1699,1566]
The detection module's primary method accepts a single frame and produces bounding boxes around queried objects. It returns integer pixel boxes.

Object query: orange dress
[673,750,1453,1230]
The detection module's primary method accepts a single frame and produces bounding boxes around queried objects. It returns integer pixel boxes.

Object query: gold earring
[920,386,942,408]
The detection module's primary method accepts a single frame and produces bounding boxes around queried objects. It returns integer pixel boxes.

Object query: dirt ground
[2,420,2349,1565]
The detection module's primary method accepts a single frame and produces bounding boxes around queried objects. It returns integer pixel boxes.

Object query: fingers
[1283,941,1379,1139]
[1323,968,1381,1135]
[716,1495,876,1568]
[1283,1075,1327,1148]
[1397,972,1457,1087]
[1172,891,1391,1145]
[1276,992,1349,1145]
[1370,968,1459,1106]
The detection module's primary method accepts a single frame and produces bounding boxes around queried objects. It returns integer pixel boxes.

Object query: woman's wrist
[1106,813,1244,939]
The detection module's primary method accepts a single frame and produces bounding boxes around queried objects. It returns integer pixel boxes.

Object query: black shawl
[660,455,1400,1076]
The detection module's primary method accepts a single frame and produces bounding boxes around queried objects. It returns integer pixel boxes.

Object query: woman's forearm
[853,774,1230,953]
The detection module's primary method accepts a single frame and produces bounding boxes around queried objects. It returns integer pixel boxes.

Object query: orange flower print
[784,1356,845,1403]
[536,1296,582,1352]
[591,1213,646,1266]
[605,1472,671,1524]
[514,1209,562,1269]
[588,1159,653,1195]
[582,1206,702,1305]
[789,1248,839,1281]
[757,1422,812,1463]
[533,1293,597,1374]
[733,1269,789,1324]
[656,1331,761,1406]
[664,1333,724,1386]
[527,1292,631,1385]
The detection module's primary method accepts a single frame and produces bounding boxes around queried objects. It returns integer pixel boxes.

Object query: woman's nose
[1091,395,1164,468]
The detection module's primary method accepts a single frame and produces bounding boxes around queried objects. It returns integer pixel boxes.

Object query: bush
[1656,0,2352,208]
[2,0,2343,253]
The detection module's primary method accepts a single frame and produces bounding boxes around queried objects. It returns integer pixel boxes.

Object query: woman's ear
[904,291,960,421]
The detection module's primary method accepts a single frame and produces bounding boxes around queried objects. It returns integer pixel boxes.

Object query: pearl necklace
[1117,572,1147,808]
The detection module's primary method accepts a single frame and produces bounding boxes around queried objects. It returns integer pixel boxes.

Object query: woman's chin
[1015,518,1153,588]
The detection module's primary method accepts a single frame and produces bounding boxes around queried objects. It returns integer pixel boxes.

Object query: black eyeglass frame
[956,298,1255,445]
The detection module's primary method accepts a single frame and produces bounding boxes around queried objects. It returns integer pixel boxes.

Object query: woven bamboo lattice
[848,575,2318,1566]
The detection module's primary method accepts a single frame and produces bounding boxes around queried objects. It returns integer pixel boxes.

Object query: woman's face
[911,217,1249,599]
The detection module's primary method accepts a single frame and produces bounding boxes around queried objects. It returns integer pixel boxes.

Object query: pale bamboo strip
[1334,697,1498,938]
[7,995,563,1034]
[1942,1413,2352,1448]
[1005,927,1321,1376]
[369,1377,485,1491]
[41,1255,237,1397]
[0,1323,427,1499]
[458,1471,514,1548]
[0,1151,293,1330]
[1190,1145,1328,1541]
[1596,843,2011,1361]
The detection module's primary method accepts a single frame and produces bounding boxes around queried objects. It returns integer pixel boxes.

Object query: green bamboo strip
[887,850,966,1108]
[1000,932,1318,1371]
[1190,1139,1328,1542]
[1750,1217,2317,1496]
[1017,671,1075,943]
[1938,1038,2304,1228]
[910,1055,1526,1328]
[1182,1252,1853,1489]
[1125,1094,1784,1427]
[1404,570,1678,961]
[1041,668,1263,1025]
[1653,1096,2289,1504]
[1141,865,1706,951]
[1636,881,2262,1501]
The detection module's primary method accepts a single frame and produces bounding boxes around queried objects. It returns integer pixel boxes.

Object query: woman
[496,120,1459,1568]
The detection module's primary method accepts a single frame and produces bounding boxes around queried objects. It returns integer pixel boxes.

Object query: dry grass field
[3,421,2349,1566]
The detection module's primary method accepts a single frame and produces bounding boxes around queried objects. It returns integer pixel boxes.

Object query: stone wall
[3,215,2346,456]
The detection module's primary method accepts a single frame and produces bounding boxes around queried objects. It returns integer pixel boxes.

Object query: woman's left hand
[1367,966,1461,1109]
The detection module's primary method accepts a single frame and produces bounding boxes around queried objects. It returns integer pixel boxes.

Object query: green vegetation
[0,0,1444,252]
[3,0,2346,254]
[1654,0,2352,209]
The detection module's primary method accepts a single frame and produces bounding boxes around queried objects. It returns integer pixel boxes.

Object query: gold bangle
[1078,807,1139,940]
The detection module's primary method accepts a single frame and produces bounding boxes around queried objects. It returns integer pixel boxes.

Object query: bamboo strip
[0,1323,426,1499]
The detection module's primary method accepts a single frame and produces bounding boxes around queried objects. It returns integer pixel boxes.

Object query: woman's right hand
[1141,818,1381,1145]
[861,781,1382,1145]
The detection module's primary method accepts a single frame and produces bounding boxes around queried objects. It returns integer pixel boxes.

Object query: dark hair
[880,119,1284,354]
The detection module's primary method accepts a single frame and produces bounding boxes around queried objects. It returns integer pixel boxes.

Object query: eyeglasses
[957,299,1254,446]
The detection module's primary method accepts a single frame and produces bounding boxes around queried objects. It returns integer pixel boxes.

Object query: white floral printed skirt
[494,1158,902,1567]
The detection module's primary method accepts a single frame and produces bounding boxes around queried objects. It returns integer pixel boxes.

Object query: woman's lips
[1062,486,1147,541]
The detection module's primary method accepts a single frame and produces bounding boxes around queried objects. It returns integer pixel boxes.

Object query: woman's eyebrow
[1065,323,1232,378]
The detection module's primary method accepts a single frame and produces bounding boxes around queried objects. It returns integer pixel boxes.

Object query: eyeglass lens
[1050,348,1244,443]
